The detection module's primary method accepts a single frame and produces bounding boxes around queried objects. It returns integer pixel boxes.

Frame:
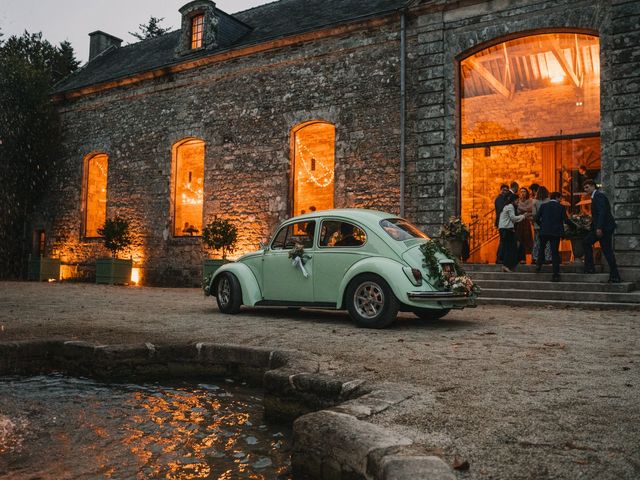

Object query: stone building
[39,0,639,285]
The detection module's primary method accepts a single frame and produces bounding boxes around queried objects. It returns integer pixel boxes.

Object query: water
[0,374,291,479]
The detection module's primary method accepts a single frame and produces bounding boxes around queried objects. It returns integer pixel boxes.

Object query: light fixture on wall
[484,146,491,157]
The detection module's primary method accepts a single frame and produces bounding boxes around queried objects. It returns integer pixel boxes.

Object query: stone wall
[45,21,404,285]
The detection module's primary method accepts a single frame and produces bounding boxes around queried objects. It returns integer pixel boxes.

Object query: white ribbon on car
[291,256,309,278]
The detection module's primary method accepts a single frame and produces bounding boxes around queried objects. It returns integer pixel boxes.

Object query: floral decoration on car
[288,243,309,278]
[420,239,479,295]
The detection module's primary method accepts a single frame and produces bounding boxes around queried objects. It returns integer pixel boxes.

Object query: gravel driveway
[1,281,638,479]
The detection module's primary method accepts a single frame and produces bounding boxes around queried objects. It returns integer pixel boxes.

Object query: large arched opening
[459,32,600,263]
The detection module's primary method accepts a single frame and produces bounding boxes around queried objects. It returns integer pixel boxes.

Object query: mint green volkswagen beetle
[204,209,476,328]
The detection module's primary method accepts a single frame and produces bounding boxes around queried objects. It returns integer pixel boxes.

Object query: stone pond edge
[0,340,454,480]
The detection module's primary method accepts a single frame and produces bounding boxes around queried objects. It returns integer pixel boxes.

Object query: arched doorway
[459,32,600,263]
[291,121,335,216]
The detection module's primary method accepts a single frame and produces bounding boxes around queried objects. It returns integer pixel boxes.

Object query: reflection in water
[0,375,291,479]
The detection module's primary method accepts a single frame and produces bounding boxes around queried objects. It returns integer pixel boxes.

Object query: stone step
[463,263,606,274]
[469,271,613,283]
[479,288,640,304]
[476,297,640,311]
[476,279,635,293]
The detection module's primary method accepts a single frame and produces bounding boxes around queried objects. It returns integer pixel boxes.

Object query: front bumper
[407,291,477,308]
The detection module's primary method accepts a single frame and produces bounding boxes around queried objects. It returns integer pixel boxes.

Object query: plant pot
[28,257,60,281]
[203,259,229,282]
[570,237,586,259]
[443,237,464,258]
[96,258,133,285]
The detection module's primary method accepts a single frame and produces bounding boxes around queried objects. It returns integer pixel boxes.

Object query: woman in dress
[531,186,552,264]
[515,187,534,263]
[499,193,527,272]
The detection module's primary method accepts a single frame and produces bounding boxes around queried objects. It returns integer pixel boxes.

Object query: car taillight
[411,268,422,282]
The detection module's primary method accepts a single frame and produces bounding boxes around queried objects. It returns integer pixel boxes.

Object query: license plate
[440,263,456,275]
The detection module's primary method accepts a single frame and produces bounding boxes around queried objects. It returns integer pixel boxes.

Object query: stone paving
[1,281,639,479]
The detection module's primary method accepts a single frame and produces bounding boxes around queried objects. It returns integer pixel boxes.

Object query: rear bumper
[407,291,477,308]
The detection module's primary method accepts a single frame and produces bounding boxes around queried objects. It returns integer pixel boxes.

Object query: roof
[54,0,407,94]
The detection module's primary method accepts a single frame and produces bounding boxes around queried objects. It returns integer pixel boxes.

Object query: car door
[313,219,368,304]
[262,220,315,302]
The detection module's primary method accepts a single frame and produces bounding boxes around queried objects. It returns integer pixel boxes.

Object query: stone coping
[0,340,454,480]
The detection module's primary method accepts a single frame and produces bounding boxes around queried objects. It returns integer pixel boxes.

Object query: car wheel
[216,273,242,314]
[346,274,399,329]
[414,308,450,321]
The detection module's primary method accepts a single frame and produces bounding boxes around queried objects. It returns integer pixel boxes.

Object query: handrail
[469,209,498,254]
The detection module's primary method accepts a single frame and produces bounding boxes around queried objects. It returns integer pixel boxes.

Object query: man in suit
[494,184,510,263]
[534,191,573,281]
[582,180,621,282]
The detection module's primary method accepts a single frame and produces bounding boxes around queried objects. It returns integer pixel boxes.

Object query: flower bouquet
[288,243,309,277]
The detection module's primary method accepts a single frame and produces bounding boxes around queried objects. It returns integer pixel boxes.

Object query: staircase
[466,263,640,310]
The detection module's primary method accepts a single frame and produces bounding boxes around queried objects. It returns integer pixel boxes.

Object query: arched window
[172,138,205,237]
[459,32,600,262]
[83,153,108,238]
[291,121,335,216]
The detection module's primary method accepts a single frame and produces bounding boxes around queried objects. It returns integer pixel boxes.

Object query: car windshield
[380,218,429,241]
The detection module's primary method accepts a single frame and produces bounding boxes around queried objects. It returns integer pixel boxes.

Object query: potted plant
[96,216,133,284]
[28,255,61,281]
[565,214,591,260]
[439,216,469,259]
[202,217,238,283]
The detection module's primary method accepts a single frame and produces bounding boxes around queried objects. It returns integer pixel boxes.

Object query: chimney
[88,31,123,61]
[176,0,219,56]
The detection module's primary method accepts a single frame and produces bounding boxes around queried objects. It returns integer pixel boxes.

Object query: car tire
[216,273,242,314]
[346,274,399,329]
[414,308,450,321]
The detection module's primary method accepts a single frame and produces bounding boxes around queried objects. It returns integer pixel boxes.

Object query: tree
[0,31,79,279]
[129,16,171,40]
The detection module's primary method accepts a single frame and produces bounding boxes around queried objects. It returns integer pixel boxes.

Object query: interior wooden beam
[466,57,511,98]
[550,41,581,87]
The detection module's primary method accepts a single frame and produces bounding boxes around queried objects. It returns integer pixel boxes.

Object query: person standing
[494,184,510,263]
[531,186,552,264]
[515,187,534,263]
[582,180,621,282]
[534,191,573,281]
[499,193,526,272]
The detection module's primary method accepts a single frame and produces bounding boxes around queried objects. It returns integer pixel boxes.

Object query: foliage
[129,16,171,40]
[0,30,79,278]
[439,216,469,240]
[288,243,305,261]
[97,217,133,258]
[564,214,591,238]
[202,218,238,260]
[419,239,479,295]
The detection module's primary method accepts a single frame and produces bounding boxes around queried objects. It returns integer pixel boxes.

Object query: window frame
[318,219,367,248]
[82,152,108,239]
[270,221,316,250]
[171,138,205,238]
[191,14,204,49]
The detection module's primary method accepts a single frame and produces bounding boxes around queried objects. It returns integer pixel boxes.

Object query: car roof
[285,208,397,226]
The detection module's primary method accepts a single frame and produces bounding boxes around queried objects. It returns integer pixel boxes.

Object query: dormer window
[191,14,204,49]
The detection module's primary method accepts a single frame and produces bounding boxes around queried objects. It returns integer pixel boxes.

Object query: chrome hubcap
[354,282,384,319]
[218,277,231,306]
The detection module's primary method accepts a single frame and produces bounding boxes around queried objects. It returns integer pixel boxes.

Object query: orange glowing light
[173,139,205,237]
[130,267,140,285]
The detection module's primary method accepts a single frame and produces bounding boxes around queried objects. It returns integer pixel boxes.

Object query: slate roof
[54,0,408,94]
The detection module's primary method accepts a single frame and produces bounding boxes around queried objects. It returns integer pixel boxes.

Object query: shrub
[97,216,132,258]
[202,217,238,260]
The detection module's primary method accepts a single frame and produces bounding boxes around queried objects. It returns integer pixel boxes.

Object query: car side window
[271,221,315,250]
[320,220,366,247]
